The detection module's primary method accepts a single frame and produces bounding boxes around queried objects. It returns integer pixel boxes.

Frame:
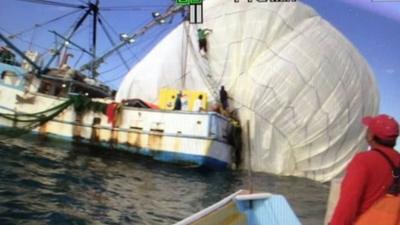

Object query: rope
[98,14,130,70]
[180,22,190,89]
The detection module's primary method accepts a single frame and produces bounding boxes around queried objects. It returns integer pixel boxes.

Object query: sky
[0,0,400,139]
[0,0,182,85]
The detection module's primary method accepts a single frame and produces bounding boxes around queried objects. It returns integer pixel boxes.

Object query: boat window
[70,82,109,98]
[54,85,68,97]
[0,70,20,86]
[92,117,101,126]
[38,82,52,95]
[38,80,70,97]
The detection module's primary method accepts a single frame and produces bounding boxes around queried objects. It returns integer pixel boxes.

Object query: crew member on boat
[330,114,400,225]
[197,28,212,56]
[219,86,228,111]
[193,94,204,112]
[173,91,182,110]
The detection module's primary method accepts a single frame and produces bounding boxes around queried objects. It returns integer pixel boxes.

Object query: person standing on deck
[173,91,182,110]
[181,94,189,111]
[330,114,400,225]
[192,95,203,112]
[219,86,228,111]
[197,28,212,56]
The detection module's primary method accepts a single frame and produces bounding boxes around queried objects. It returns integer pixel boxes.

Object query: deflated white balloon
[117,1,379,182]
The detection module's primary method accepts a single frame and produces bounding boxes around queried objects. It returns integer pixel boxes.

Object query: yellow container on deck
[158,88,208,111]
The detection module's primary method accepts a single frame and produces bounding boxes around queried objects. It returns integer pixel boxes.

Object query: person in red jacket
[330,114,400,225]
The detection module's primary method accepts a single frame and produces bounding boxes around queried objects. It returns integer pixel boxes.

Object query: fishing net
[0,95,106,138]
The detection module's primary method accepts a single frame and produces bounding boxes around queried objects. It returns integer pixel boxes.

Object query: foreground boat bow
[176,190,302,225]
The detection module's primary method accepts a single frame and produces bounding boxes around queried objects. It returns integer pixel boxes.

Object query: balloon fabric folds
[116,1,379,182]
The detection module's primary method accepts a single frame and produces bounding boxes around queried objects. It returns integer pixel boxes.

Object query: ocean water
[0,135,329,225]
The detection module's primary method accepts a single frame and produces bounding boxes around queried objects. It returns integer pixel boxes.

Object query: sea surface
[0,135,329,225]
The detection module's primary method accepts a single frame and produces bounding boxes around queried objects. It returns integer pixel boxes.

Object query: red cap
[362,114,399,140]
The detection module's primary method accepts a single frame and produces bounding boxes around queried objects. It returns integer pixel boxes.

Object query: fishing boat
[175,190,302,225]
[0,1,237,170]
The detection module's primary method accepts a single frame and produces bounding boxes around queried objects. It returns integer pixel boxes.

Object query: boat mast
[79,4,185,78]
[90,0,99,78]
[43,7,92,72]
[42,0,101,74]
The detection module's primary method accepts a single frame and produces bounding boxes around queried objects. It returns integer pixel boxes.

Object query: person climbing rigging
[197,28,212,56]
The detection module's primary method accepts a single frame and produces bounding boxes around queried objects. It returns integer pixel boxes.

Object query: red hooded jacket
[330,146,400,225]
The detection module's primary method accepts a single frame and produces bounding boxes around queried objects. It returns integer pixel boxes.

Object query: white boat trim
[235,193,273,201]
[174,190,247,225]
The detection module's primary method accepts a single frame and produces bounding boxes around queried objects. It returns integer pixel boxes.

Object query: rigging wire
[98,15,130,70]
[18,0,170,11]
[100,7,166,11]
[100,21,178,84]
[46,10,92,68]
[97,13,119,36]
[73,50,85,68]
[180,22,190,88]
[16,0,85,9]
[50,24,93,56]
[52,22,91,50]
[81,19,147,75]
[98,13,138,58]
[1,9,89,63]
[59,23,92,66]
[100,4,171,11]
[78,1,181,74]
[7,9,82,39]
[97,55,136,78]
[0,26,48,51]
[98,13,139,58]
[28,25,37,50]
